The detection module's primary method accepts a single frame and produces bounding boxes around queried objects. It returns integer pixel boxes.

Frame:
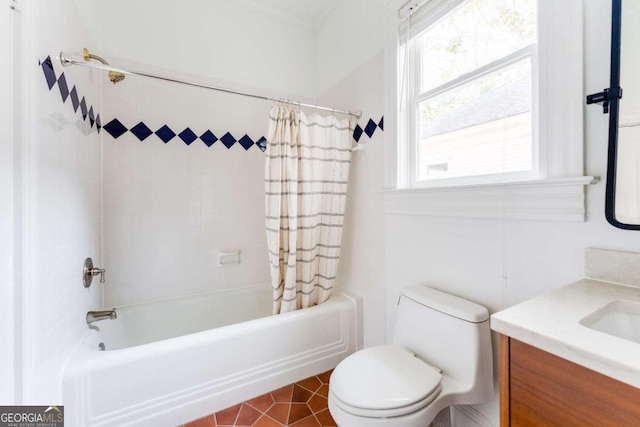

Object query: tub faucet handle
[90,267,106,283]
[83,257,106,288]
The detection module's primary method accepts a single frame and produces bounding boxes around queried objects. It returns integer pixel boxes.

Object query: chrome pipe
[59,51,362,119]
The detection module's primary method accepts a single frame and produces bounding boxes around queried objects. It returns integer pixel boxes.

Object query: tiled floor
[183,370,336,427]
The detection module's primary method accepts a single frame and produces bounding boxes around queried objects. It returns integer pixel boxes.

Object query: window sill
[383,177,598,221]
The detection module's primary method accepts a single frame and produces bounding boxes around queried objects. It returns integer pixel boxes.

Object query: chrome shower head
[83,48,125,84]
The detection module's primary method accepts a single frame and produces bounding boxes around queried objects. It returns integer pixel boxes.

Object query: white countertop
[491,279,640,389]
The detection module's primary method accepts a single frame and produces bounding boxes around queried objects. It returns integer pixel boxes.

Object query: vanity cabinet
[499,335,640,427]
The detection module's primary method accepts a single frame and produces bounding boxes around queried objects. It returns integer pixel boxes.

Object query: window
[400,0,538,187]
[384,0,593,221]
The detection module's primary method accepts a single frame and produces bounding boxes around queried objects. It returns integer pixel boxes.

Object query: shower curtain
[265,105,354,314]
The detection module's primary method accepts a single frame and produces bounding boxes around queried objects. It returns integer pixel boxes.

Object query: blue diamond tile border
[353,124,364,142]
[103,119,128,139]
[58,73,69,103]
[80,97,88,121]
[41,57,57,90]
[130,122,153,141]
[88,106,95,128]
[179,128,198,145]
[353,115,384,145]
[70,86,79,112]
[256,137,267,152]
[238,135,254,151]
[364,119,377,138]
[40,55,383,151]
[200,130,218,147]
[155,125,176,143]
[220,132,236,149]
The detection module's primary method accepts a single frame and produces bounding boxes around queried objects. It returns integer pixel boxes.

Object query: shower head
[108,71,125,84]
[82,48,125,84]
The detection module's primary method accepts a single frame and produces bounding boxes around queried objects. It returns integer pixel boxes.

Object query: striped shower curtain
[265,106,353,314]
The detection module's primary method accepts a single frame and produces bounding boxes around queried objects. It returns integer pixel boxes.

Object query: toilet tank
[393,286,493,399]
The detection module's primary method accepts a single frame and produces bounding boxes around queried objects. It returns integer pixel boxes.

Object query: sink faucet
[86,309,117,326]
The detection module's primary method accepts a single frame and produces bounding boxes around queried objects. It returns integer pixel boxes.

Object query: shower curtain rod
[59,52,362,119]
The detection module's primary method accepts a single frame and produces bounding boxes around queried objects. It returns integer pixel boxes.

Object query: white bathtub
[62,284,362,427]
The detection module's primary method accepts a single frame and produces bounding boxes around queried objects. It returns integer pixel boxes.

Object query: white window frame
[410,44,538,188]
[383,0,596,221]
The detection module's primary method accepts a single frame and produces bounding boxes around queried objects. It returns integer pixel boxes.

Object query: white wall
[0,0,15,405]
[93,0,317,99]
[92,0,386,96]
[384,1,640,425]
[315,0,387,96]
[18,0,103,403]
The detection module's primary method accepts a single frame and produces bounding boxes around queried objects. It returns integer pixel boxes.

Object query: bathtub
[62,284,362,427]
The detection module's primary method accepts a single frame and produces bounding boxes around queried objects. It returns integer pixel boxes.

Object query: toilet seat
[330,345,443,418]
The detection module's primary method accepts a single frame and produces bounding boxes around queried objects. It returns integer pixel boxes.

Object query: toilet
[328,285,493,427]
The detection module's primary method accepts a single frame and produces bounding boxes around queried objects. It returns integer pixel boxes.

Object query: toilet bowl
[328,286,493,427]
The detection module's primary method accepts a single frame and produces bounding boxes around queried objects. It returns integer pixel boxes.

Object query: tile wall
[23,0,103,403]
[98,70,383,307]
[38,56,385,312]
[101,75,271,306]
[0,0,13,403]
[56,0,386,316]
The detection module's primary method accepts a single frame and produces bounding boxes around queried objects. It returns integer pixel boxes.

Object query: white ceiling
[241,0,341,29]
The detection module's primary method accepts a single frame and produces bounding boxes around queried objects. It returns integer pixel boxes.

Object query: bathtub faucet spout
[86,309,117,326]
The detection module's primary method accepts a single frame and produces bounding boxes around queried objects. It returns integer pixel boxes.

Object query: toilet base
[328,392,450,427]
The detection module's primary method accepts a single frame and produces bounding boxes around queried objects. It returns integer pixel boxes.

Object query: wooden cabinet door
[500,336,640,427]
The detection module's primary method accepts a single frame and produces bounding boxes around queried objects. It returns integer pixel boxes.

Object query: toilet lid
[331,345,442,411]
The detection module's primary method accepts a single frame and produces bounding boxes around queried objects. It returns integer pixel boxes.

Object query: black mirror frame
[586,0,640,230]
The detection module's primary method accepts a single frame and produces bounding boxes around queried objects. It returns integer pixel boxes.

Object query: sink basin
[581,300,640,344]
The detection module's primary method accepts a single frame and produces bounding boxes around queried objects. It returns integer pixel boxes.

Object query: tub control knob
[83,257,106,288]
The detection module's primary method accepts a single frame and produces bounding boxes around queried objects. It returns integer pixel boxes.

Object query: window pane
[417,58,532,181]
[420,0,536,93]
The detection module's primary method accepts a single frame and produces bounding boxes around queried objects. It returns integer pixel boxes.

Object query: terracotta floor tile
[246,392,275,413]
[291,385,313,403]
[315,384,329,398]
[252,415,284,427]
[271,384,294,403]
[314,409,337,427]
[290,415,321,427]
[265,403,289,425]
[215,403,241,425]
[184,414,216,427]
[194,367,337,427]
[316,370,333,384]
[296,376,321,393]
[307,394,328,413]
[236,403,262,425]
[288,403,312,424]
